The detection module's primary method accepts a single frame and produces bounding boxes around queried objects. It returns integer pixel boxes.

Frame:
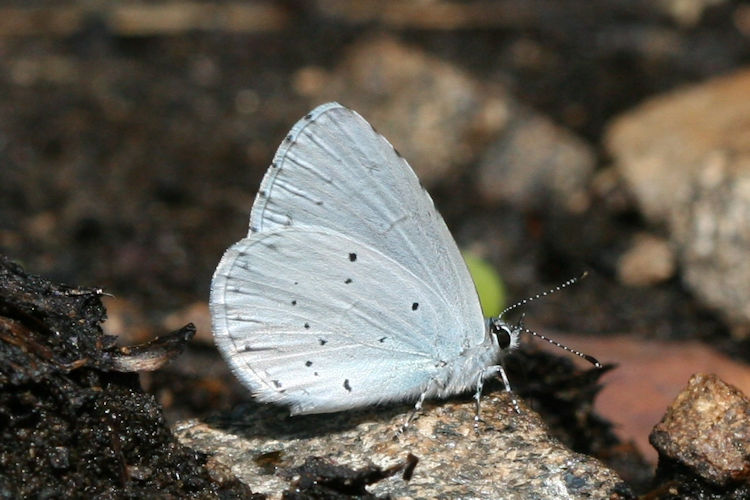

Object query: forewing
[211,227,463,414]
[250,102,485,347]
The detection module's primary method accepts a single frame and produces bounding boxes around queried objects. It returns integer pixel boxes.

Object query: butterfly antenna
[520,326,602,368]
[498,271,588,319]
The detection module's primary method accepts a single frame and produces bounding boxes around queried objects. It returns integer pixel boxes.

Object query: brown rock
[617,233,676,286]
[650,373,750,486]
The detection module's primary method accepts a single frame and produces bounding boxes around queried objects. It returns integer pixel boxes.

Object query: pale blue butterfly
[210,103,600,422]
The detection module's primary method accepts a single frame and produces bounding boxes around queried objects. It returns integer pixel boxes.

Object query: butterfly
[210,102,600,420]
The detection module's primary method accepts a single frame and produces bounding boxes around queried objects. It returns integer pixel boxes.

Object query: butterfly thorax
[427,325,513,399]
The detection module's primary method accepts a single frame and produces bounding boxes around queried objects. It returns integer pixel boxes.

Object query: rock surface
[616,233,676,286]
[175,393,631,499]
[476,108,595,212]
[606,68,750,328]
[650,373,750,486]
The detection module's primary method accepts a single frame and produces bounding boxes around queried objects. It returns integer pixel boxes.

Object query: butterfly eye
[491,320,512,349]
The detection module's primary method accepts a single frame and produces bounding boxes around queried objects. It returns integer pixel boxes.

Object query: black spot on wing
[272,379,282,388]
[305,113,312,120]
[291,300,297,306]
[379,337,387,343]
[348,252,357,262]
[319,338,327,345]
[344,278,352,284]
[304,322,310,329]
[412,302,419,311]
[285,134,293,143]
[343,379,352,392]
[305,360,313,367]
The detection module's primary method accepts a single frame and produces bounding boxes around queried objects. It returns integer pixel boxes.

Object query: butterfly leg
[494,363,521,413]
[471,363,520,432]
[397,379,438,436]
[473,366,500,431]
[410,389,429,423]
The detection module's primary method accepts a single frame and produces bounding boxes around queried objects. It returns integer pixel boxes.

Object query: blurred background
[1,0,749,474]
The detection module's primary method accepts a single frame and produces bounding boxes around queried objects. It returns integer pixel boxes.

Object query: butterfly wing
[249,103,485,349]
[211,228,466,414]
[211,102,487,414]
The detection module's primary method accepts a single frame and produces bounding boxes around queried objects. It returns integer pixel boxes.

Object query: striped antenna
[498,271,588,319]
[520,326,602,367]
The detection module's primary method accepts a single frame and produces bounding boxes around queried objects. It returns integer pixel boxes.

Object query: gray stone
[476,109,595,212]
[175,393,629,498]
[606,67,750,327]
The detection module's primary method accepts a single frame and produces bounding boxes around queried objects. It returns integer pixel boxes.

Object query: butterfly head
[487,272,602,368]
